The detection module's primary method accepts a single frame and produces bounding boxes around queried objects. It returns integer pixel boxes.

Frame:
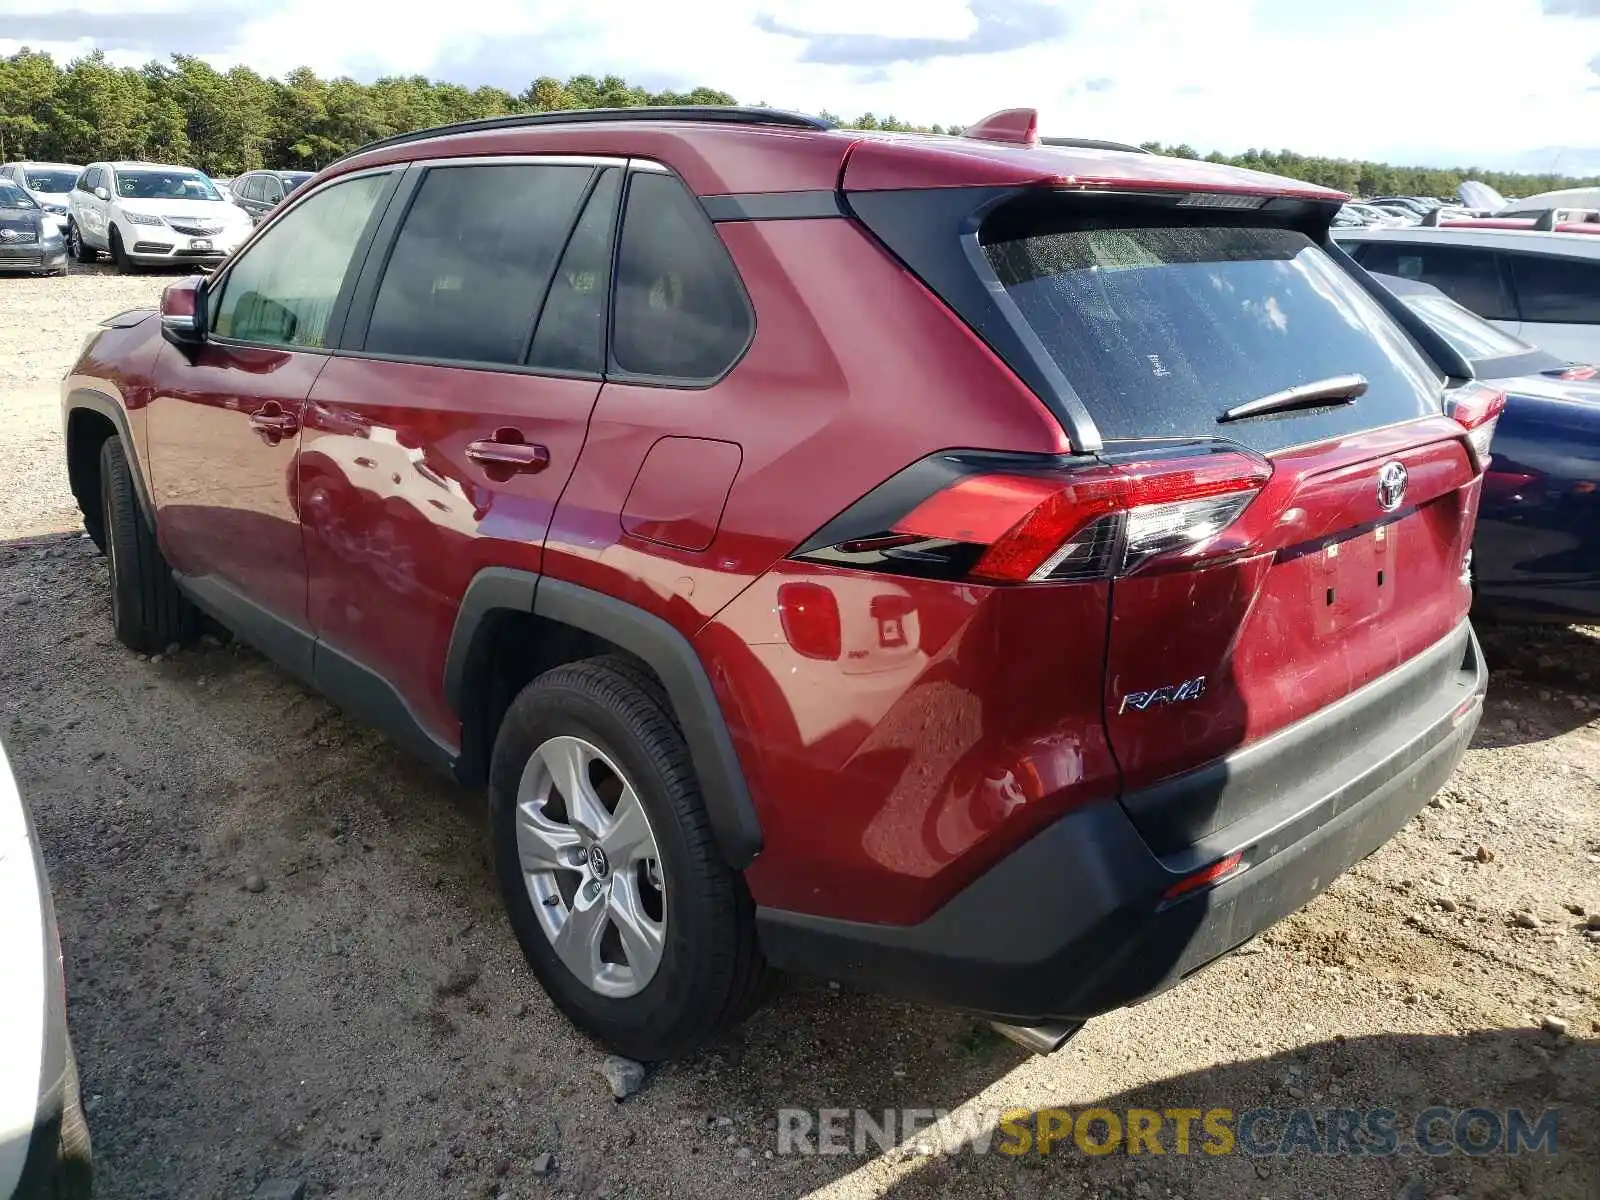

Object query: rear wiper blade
[1219,374,1368,423]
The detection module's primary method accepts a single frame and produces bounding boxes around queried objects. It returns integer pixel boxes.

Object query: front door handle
[466,429,550,474]
[249,402,299,444]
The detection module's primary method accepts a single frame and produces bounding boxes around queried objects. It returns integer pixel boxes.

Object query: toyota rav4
[61,106,1493,1060]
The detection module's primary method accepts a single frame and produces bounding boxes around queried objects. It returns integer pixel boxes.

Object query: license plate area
[1302,519,1403,634]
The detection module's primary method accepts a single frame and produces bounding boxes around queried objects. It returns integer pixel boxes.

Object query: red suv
[62,107,1494,1060]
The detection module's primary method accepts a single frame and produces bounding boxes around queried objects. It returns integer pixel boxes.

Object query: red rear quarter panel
[540,217,1093,924]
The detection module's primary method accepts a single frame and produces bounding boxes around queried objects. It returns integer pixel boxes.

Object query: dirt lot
[1,266,1596,1200]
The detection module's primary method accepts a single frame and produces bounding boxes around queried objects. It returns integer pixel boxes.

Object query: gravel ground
[1,269,1595,1200]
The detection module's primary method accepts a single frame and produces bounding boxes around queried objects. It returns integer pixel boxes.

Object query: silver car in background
[0,163,79,235]
[0,743,91,1199]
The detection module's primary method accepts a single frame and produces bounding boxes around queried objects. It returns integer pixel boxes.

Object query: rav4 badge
[1120,676,1208,714]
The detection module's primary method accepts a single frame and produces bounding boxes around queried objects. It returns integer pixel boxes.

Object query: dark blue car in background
[1377,274,1600,623]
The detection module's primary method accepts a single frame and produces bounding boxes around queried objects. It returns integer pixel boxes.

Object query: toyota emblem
[0,229,17,241]
[1376,461,1408,511]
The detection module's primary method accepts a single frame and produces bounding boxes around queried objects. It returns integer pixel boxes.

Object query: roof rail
[1041,136,1151,154]
[335,106,835,165]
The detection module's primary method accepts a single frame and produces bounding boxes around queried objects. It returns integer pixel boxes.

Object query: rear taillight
[1446,382,1507,471]
[1551,364,1597,381]
[794,446,1272,584]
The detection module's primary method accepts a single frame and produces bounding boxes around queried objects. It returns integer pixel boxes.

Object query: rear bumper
[757,623,1486,1023]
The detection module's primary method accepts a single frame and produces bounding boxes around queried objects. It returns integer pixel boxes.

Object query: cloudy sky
[3,0,1598,171]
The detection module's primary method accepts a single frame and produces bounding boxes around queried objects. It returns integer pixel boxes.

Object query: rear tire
[66,221,94,264]
[99,436,197,653]
[489,656,770,1060]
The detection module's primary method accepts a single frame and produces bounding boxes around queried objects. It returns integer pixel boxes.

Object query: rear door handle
[466,432,550,474]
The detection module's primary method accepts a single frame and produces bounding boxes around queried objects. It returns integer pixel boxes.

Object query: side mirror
[161,276,208,350]
[94,187,110,201]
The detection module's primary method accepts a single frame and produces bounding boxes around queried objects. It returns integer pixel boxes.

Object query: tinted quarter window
[237,175,259,202]
[611,171,752,381]
[364,163,591,366]
[1509,253,1600,323]
[528,168,620,375]
[1349,242,1513,321]
[211,172,389,348]
[985,223,1442,453]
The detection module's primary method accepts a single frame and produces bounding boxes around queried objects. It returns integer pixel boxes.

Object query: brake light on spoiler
[794,446,1273,585]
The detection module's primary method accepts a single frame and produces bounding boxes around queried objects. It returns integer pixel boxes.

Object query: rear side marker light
[796,446,1272,585]
[777,582,842,661]
[1445,382,1507,471]
[1162,852,1246,901]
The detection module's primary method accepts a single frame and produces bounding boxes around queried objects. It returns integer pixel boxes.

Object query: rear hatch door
[979,215,1480,848]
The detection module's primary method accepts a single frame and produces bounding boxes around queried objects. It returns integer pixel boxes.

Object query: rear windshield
[984,224,1444,452]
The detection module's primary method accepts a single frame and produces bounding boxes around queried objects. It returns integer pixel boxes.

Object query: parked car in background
[1337,225,1600,363]
[62,106,1492,1060]
[1368,196,1436,216]
[1506,184,1600,216]
[66,162,252,272]
[0,163,79,234]
[0,743,92,1199]
[0,181,67,276]
[228,169,315,223]
[1336,201,1408,228]
[1372,273,1600,623]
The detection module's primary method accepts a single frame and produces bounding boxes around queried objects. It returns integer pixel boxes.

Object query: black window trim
[603,160,757,391]
[518,164,621,369]
[202,164,403,356]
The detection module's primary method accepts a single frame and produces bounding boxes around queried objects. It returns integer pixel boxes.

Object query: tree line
[2,49,1595,199]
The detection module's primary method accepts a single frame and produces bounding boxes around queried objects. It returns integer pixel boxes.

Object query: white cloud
[1,0,1597,168]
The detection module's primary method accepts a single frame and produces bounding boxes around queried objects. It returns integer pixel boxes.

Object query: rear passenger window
[364,164,592,366]
[1509,254,1600,323]
[610,171,751,381]
[1351,243,1513,321]
[528,169,620,375]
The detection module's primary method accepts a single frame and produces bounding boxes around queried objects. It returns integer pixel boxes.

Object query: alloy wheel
[515,735,667,998]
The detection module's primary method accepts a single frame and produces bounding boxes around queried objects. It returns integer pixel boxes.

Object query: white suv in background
[66,162,251,272]
[0,162,79,235]
[1336,225,1600,363]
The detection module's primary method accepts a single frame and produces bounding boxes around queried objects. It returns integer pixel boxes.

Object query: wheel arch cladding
[65,389,150,525]
[446,571,764,869]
